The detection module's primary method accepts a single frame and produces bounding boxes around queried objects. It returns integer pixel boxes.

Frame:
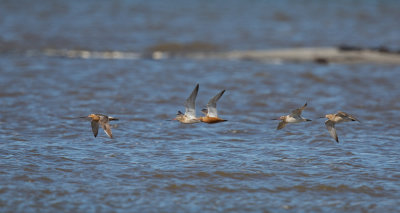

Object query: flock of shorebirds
[81,84,360,143]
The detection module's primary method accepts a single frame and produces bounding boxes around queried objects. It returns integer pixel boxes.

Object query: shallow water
[1,1,400,212]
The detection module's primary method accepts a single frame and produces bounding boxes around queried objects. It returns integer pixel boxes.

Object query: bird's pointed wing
[290,102,307,117]
[207,90,225,117]
[337,111,360,122]
[277,121,287,130]
[91,120,99,137]
[325,120,338,143]
[101,122,113,138]
[184,84,199,119]
[108,116,119,121]
[99,116,113,138]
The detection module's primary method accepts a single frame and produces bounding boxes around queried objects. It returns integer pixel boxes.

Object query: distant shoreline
[28,46,400,65]
[186,47,400,65]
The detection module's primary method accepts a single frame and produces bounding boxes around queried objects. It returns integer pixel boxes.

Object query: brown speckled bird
[83,114,118,138]
[323,111,360,143]
[273,102,311,130]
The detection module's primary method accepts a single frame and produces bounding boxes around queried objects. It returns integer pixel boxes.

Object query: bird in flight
[273,102,311,130]
[82,114,118,138]
[323,111,360,143]
[173,84,201,124]
[198,90,227,124]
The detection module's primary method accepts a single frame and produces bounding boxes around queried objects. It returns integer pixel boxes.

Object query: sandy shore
[37,47,400,64]
[186,47,400,64]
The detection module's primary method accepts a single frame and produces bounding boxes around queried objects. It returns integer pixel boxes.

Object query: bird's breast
[285,116,300,123]
[199,116,227,124]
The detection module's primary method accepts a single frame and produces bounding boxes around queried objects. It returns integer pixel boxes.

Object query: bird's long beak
[271,118,280,120]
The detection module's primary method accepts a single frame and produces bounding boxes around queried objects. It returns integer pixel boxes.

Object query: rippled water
[1,1,400,212]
